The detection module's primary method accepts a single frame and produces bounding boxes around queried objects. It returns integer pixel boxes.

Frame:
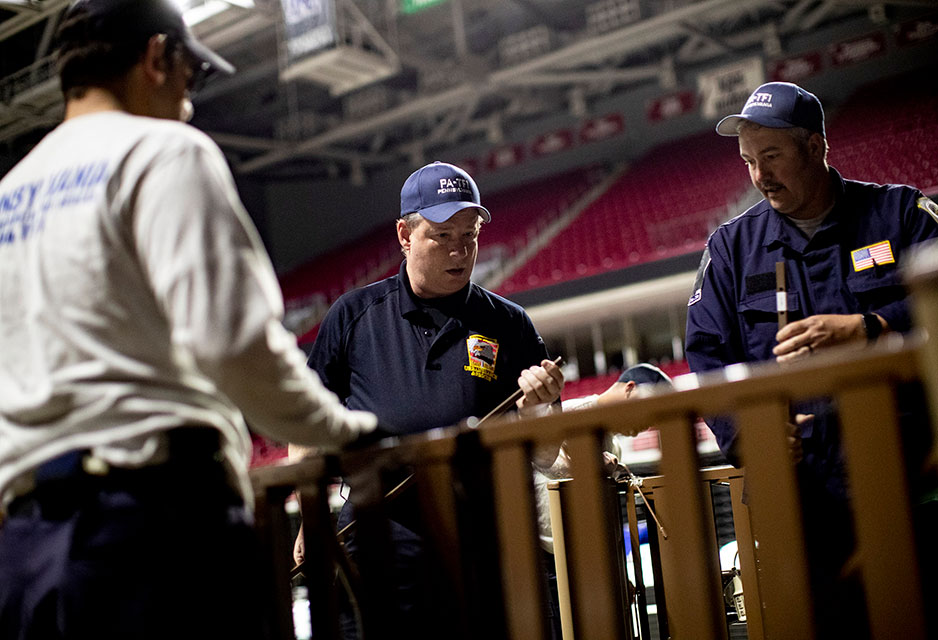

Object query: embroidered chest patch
[850,240,895,272]
[465,334,499,381]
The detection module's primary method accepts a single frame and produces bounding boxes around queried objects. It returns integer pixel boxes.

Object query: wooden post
[838,382,926,639]
[657,416,727,640]
[492,443,547,640]
[564,431,628,640]
[736,400,814,639]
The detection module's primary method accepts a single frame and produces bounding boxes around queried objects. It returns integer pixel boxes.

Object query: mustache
[758,182,783,191]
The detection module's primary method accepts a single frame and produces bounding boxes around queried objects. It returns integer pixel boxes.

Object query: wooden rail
[251,335,932,639]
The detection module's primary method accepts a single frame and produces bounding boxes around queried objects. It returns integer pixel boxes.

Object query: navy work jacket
[686,168,938,463]
[310,261,550,435]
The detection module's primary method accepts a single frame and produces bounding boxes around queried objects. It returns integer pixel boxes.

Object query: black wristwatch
[862,313,883,344]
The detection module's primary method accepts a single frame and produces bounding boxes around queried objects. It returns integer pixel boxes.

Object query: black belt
[6,428,224,517]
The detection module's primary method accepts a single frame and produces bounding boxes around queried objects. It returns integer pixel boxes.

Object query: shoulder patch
[918,197,938,225]
[688,248,711,307]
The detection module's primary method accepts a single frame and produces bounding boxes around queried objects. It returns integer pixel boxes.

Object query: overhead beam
[834,0,937,5]
[495,65,661,88]
[237,0,777,174]
[489,0,774,77]
[210,130,395,164]
[450,0,468,60]
[801,0,839,30]
[0,0,68,42]
[0,1,42,11]
[780,0,819,32]
[236,82,477,173]
[676,22,735,56]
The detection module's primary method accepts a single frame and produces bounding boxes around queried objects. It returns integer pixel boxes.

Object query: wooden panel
[729,476,764,640]
[492,443,546,640]
[563,431,626,640]
[838,383,926,639]
[657,416,727,640]
[736,400,814,639]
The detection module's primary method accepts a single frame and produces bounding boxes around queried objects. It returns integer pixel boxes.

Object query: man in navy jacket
[685,81,938,636]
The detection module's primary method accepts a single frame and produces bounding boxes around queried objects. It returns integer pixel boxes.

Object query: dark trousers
[0,448,267,640]
[335,491,465,640]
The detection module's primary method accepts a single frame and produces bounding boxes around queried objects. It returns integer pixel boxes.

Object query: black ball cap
[65,0,235,75]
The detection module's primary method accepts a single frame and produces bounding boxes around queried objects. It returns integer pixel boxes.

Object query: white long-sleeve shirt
[0,111,375,504]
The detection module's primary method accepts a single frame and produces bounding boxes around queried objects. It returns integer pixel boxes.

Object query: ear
[397,218,411,254]
[807,132,825,161]
[624,380,637,398]
[140,33,171,86]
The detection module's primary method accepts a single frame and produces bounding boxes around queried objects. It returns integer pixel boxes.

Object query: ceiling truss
[0,0,934,179]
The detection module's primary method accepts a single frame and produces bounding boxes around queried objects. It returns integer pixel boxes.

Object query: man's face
[738,125,828,220]
[399,208,481,298]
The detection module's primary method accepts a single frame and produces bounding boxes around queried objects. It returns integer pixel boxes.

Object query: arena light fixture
[171,0,255,27]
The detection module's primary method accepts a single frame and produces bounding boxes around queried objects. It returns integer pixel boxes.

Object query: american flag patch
[851,240,895,272]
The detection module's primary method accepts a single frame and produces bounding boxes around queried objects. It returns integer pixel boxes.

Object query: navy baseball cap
[63,0,235,76]
[400,161,491,224]
[617,363,673,387]
[716,82,825,137]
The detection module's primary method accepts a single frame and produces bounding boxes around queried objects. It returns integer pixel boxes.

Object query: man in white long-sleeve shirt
[0,1,376,638]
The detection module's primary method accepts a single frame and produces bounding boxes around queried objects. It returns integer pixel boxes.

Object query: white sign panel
[697,57,764,120]
[281,0,337,63]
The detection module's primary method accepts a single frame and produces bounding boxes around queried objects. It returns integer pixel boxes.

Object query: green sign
[401,0,448,15]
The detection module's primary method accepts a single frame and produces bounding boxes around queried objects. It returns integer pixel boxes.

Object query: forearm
[201,321,376,450]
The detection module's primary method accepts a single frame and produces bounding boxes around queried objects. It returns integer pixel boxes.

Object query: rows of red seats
[480,165,606,257]
[826,78,938,195]
[497,131,750,295]
[279,225,400,306]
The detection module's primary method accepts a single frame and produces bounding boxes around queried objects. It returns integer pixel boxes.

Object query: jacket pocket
[738,290,803,361]
[845,267,906,315]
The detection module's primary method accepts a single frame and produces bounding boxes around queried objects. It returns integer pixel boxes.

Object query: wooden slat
[298,477,344,640]
[657,416,727,640]
[907,256,938,438]
[413,459,467,622]
[343,463,399,636]
[729,476,764,640]
[837,383,926,639]
[563,431,626,640]
[492,443,546,640]
[736,400,814,639]
[254,486,297,640]
[480,347,920,451]
[625,486,652,640]
[547,479,575,640]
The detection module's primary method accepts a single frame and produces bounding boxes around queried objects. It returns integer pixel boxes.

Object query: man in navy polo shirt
[304,161,564,637]
[685,82,938,636]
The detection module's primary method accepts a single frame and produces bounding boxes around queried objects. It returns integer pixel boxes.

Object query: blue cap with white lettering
[400,161,491,223]
[716,82,825,137]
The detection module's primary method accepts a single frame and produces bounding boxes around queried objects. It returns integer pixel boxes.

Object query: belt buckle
[2,450,109,514]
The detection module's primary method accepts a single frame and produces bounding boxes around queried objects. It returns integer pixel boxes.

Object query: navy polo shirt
[686,167,938,463]
[310,262,550,435]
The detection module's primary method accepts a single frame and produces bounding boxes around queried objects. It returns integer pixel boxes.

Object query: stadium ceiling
[0,0,934,180]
